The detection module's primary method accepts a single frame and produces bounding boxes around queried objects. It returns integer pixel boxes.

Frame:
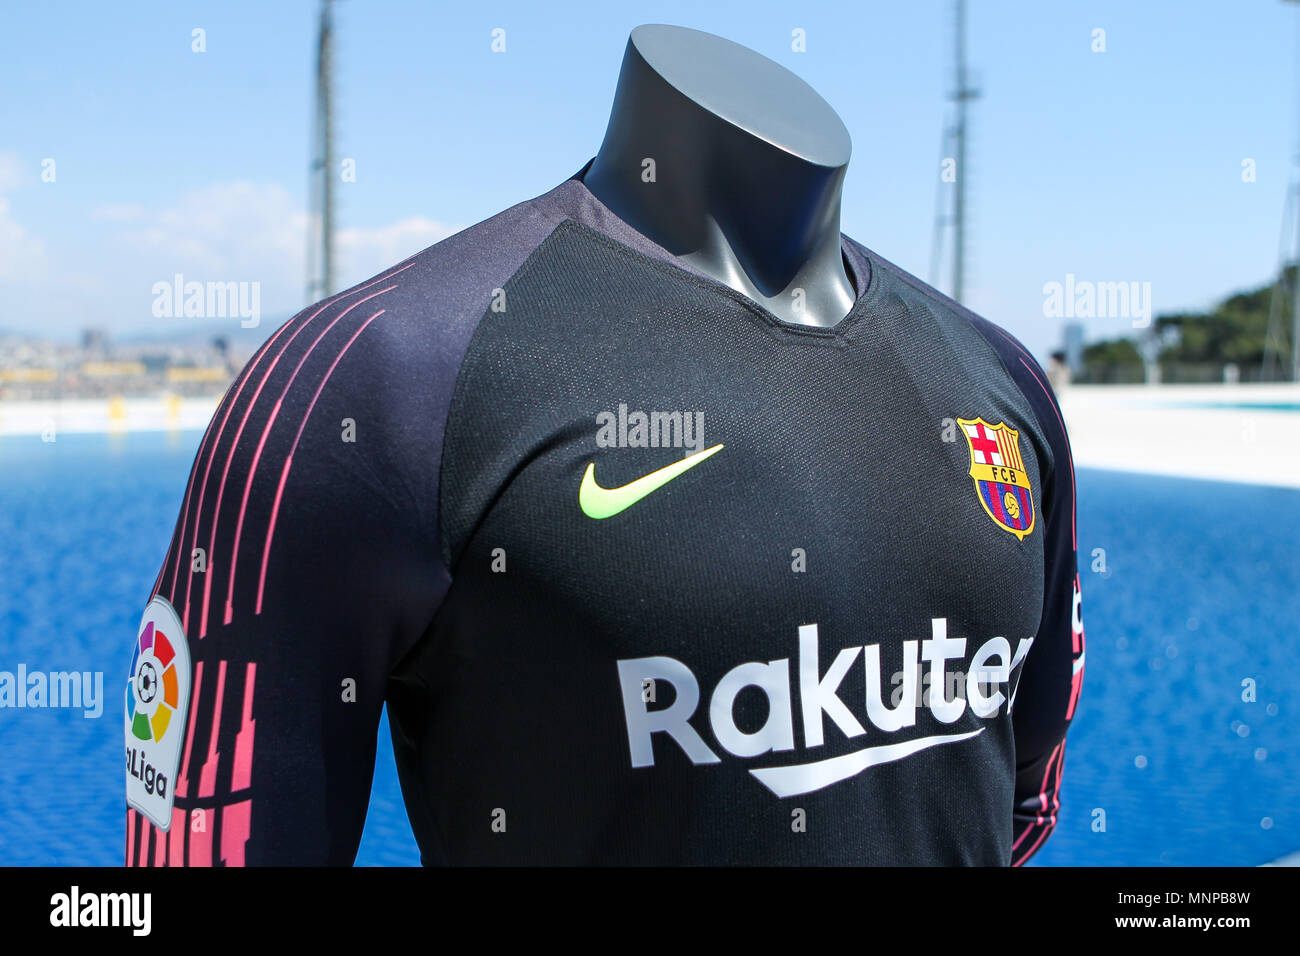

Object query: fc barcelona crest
[957,417,1035,540]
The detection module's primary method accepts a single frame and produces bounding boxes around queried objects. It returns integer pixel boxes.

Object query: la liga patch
[125,596,191,829]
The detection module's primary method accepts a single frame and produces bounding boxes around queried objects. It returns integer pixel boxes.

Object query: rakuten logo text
[617,619,1032,797]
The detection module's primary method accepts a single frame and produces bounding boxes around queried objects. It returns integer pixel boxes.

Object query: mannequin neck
[582,25,856,328]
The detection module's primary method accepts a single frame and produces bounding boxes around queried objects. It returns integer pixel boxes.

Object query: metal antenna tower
[1264,0,1300,381]
[306,0,336,304]
[929,0,980,303]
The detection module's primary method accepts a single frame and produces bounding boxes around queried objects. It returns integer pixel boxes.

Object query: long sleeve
[964,315,1086,865]
[124,265,450,866]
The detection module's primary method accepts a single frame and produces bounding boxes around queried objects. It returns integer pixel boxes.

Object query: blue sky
[0,0,1294,359]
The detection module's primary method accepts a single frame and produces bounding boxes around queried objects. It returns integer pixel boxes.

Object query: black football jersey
[125,165,1084,866]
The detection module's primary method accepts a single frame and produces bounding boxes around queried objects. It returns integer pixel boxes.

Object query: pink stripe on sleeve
[175,660,203,798]
[1014,752,1066,865]
[160,393,223,601]
[126,809,136,866]
[168,808,187,866]
[153,822,167,865]
[256,308,388,614]
[220,290,394,630]
[197,660,227,799]
[197,271,411,638]
[188,809,212,867]
[175,259,416,626]
[178,316,298,630]
[231,663,256,791]
[220,800,253,867]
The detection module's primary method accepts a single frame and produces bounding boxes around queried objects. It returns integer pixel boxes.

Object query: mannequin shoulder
[848,238,1053,392]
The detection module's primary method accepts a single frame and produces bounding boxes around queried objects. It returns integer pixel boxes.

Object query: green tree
[1079,274,1292,383]
[1078,338,1144,383]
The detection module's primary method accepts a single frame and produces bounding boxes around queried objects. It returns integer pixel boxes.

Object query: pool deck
[0,396,221,436]
[1058,384,1300,490]
[1,386,1298,491]
[1265,850,1300,866]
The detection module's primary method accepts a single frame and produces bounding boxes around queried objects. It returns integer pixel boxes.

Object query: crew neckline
[556,162,877,338]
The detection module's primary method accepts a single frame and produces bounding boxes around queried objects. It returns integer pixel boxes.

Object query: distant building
[80,327,109,355]
[1047,351,1071,391]
[1063,322,1085,376]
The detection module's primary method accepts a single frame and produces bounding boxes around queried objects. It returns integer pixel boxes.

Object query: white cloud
[0,196,48,283]
[0,176,463,336]
[337,216,459,286]
[89,203,147,223]
[0,151,47,286]
[117,181,309,282]
[0,150,26,193]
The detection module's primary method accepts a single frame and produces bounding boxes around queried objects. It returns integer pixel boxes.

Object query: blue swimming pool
[0,432,1295,866]
[1159,402,1300,412]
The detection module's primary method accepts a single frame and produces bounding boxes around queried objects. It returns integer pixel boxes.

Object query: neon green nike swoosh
[579,444,725,519]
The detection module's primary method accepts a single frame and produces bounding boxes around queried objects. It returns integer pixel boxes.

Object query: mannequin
[130,23,1082,870]
[583,24,856,328]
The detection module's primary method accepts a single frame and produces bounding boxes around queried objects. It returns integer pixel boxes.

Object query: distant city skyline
[1,0,1295,361]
